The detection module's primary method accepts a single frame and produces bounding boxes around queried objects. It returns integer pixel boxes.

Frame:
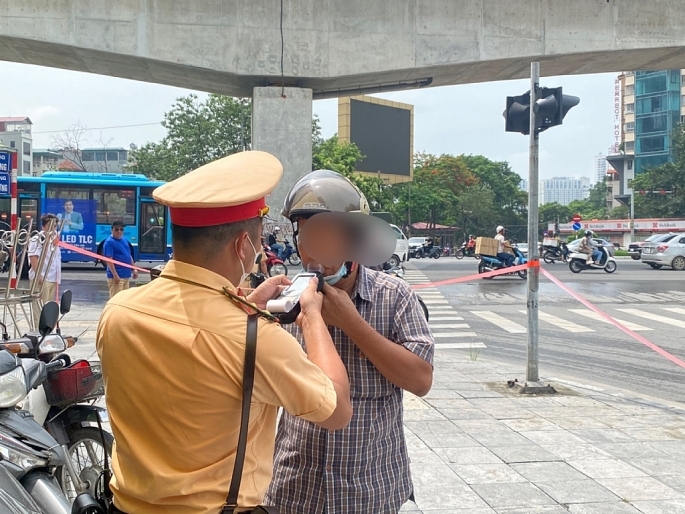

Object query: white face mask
[323,263,348,286]
[237,236,259,286]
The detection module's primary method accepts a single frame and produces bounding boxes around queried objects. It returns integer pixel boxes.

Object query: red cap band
[169,197,268,227]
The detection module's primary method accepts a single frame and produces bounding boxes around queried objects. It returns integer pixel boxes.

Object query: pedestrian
[266,169,434,514]
[96,151,352,514]
[27,214,61,327]
[103,220,137,298]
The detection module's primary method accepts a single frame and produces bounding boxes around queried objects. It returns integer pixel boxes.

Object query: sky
[0,61,616,183]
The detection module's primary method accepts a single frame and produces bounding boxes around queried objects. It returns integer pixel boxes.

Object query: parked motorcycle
[0,302,104,514]
[281,240,301,266]
[568,245,617,274]
[477,245,528,280]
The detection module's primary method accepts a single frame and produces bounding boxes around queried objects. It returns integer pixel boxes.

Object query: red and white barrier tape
[58,241,151,274]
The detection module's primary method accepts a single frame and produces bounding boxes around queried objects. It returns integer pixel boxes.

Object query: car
[408,237,430,258]
[389,224,409,267]
[639,233,685,270]
[566,237,616,257]
[517,243,529,256]
[628,233,679,260]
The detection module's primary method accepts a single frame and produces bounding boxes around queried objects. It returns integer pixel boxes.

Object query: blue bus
[0,172,172,263]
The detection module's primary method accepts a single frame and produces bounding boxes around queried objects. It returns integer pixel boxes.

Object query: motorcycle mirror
[59,290,72,315]
[38,302,60,337]
[382,261,392,270]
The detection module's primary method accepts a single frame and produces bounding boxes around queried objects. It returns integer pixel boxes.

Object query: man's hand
[113,275,121,284]
[320,282,359,330]
[296,278,324,327]
[132,270,139,280]
[246,275,291,310]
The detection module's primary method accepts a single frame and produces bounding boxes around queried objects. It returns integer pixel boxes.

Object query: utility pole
[526,62,540,382]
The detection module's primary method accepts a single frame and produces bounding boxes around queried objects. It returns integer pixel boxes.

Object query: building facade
[595,153,607,183]
[540,177,591,206]
[0,117,33,176]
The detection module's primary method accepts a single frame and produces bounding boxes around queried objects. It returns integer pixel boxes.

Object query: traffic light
[504,87,580,135]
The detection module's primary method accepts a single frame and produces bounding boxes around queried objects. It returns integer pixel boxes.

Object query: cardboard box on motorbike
[475,237,498,257]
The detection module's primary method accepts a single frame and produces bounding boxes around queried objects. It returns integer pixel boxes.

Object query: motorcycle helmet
[496,225,504,233]
[584,230,592,237]
[274,226,281,232]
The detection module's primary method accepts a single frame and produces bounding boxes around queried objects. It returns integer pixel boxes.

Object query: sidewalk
[400,350,685,513]
[58,303,685,513]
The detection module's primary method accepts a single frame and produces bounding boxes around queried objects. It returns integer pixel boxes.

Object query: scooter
[281,240,301,266]
[454,242,477,260]
[541,242,568,264]
[0,302,104,514]
[9,291,112,504]
[568,245,617,274]
[477,245,528,280]
[262,246,288,277]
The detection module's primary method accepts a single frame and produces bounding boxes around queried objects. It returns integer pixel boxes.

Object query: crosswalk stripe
[663,307,685,317]
[435,342,487,349]
[433,332,477,338]
[470,311,526,334]
[618,308,685,329]
[430,316,464,321]
[568,309,652,331]
[422,299,450,304]
[429,324,470,329]
[522,310,594,333]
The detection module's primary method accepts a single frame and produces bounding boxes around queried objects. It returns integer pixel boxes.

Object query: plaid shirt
[265,266,434,514]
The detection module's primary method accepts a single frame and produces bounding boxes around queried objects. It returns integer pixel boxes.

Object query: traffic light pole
[527,62,540,382]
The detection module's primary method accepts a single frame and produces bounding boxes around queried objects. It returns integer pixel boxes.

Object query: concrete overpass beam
[252,87,312,222]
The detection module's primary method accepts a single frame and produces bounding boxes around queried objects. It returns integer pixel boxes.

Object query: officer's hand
[246,275,291,310]
[320,282,358,330]
[297,278,324,325]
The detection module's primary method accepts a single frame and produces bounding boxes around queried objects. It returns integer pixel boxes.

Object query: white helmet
[274,226,281,232]
[496,225,504,233]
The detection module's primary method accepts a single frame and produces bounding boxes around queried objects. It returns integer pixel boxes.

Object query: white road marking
[433,332,478,338]
[435,343,487,349]
[619,308,685,329]
[521,310,594,333]
[568,309,652,331]
[470,311,527,334]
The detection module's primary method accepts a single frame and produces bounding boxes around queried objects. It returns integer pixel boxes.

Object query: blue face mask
[323,263,347,286]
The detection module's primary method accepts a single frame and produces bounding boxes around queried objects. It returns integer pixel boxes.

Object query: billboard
[338,95,413,184]
[43,198,97,260]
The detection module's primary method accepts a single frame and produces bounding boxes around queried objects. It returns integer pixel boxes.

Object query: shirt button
[326,465,332,471]
[329,429,334,434]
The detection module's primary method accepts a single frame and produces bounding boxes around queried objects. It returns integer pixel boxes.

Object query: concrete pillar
[252,87,312,223]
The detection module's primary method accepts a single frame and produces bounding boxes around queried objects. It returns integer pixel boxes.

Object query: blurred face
[295,216,346,276]
[64,201,74,213]
[112,225,124,239]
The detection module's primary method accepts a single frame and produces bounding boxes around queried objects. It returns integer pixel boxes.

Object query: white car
[640,233,685,270]
[389,224,409,267]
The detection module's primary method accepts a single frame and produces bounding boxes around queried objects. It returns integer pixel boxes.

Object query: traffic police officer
[96,151,352,514]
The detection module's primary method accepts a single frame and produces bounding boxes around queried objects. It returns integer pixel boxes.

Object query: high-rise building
[519,179,528,192]
[540,177,591,206]
[0,117,33,176]
[595,153,607,183]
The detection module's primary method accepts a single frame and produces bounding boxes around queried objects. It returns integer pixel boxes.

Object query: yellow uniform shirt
[96,260,336,514]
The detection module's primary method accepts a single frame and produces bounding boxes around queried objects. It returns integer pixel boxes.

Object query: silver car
[566,238,616,257]
[640,233,685,270]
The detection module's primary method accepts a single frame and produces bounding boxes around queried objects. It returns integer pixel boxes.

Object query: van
[389,224,409,266]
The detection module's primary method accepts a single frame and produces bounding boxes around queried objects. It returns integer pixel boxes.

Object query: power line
[32,122,161,135]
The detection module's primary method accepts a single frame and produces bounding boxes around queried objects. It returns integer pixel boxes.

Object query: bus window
[93,188,135,225]
[46,186,90,201]
[19,198,38,232]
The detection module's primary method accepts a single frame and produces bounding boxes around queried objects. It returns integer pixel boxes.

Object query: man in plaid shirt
[266,170,434,513]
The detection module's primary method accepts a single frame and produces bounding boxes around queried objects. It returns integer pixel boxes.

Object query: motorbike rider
[268,226,285,259]
[96,152,352,513]
[495,225,515,267]
[580,229,602,265]
[266,169,434,514]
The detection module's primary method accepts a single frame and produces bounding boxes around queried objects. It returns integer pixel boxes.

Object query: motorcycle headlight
[38,334,66,354]
[0,367,28,408]
[0,432,48,469]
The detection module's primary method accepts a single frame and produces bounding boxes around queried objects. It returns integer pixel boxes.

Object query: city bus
[0,172,172,263]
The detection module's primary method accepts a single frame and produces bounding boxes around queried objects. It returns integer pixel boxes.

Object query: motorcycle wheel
[415,250,423,259]
[388,255,401,267]
[288,254,301,266]
[543,252,556,264]
[518,269,527,279]
[604,261,617,273]
[269,263,288,277]
[478,261,494,279]
[432,252,440,259]
[418,297,429,321]
[58,427,114,503]
[569,260,583,274]
[454,249,464,260]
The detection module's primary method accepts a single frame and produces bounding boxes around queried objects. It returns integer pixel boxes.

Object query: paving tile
[411,463,493,511]
[437,409,496,421]
[540,444,614,461]
[450,463,527,484]
[510,461,590,482]
[471,428,537,447]
[568,459,647,479]
[625,458,685,477]
[543,416,610,430]
[489,445,559,464]
[568,502,643,513]
[470,482,556,509]
[497,507,570,514]
[595,442,669,460]
[502,418,560,432]
[436,447,503,465]
[451,419,511,434]
[631,499,685,513]
[406,421,482,449]
[569,428,636,444]
[656,475,685,494]
[597,477,684,502]
[535,479,620,503]
[519,429,586,446]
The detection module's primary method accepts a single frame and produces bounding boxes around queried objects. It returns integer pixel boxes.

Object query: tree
[50,123,89,171]
[128,94,251,180]
[539,202,571,225]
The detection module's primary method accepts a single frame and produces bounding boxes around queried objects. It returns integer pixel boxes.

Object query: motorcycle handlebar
[45,358,69,371]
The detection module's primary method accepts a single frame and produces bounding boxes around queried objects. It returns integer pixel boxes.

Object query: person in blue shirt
[103,220,138,298]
